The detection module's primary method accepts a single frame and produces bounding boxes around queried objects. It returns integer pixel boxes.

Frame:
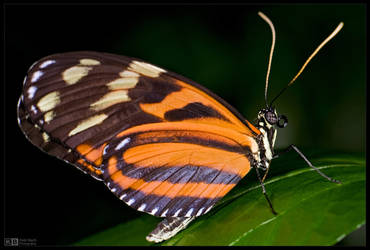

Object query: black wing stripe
[164,102,229,121]
[110,163,241,185]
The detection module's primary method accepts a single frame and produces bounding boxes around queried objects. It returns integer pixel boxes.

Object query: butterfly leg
[274,144,341,184]
[261,167,270,182]
[255,167,278,215]
[146,217,195,243]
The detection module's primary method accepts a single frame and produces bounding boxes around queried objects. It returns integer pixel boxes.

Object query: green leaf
[74,152,365,246]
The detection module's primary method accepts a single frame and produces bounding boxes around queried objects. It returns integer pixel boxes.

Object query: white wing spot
[127,198,135,206]
[31,71,43,83]
[185,208,194,217]
[90,90,130,111]
[161,209,169,217]
[68,114,108,136]
[44,110,55,123]
[37,91,60,112]
[138,203,147,212]
[103,145,110,156]
[205,206,213,214]
[128,60,166,78]
[150,207,159,215]
[80,58,101,66]
[106,77,138,90]
[62,66,92,85]
[196,207,205,216]
[27,86,37,99]
[42,132,50,142]
[120,193,127,200]
[119,70,140,78]
[111,188,117,192]
[174,208,182,217]
[115,138,131,151]
[39,60,56,69]
[30,105,37,114]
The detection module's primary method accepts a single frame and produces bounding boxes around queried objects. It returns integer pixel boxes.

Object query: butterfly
[17,12,343,243]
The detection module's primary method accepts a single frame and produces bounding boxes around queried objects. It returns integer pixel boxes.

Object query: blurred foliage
[5,3,365,246]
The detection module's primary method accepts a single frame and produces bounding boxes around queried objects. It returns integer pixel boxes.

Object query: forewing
[18,51,259,214]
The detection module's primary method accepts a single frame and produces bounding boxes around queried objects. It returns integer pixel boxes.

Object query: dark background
[4,3,365,246]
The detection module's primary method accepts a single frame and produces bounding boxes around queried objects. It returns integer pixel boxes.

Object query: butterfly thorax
[253,107,287,170]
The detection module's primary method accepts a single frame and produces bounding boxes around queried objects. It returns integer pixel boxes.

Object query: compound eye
[277,115,288,128]
[265,111,278,125]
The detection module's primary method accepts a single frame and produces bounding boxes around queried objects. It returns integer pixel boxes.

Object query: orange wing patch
[76,158,103,177]
[139,78,253,135]
[175,79,248,130]
[122,143,250,177]
[76,142,107,165]
[102,122,254,217]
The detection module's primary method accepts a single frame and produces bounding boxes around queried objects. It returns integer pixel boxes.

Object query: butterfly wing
[18,51,261,217]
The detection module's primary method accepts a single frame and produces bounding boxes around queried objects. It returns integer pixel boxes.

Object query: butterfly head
[257,107,288,130]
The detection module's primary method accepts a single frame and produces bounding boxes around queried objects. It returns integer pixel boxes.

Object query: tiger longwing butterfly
[17,12,343,243]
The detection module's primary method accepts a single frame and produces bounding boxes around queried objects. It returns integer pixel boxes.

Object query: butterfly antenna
[258,11,276,107]
[270,22,344,106]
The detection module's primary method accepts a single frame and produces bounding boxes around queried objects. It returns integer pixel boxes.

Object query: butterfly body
[17,11,344,243]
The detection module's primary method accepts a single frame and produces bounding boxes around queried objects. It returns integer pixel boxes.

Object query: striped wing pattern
[17,51,261,217]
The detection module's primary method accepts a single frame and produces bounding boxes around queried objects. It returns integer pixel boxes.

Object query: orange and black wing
[17,51,261,217]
